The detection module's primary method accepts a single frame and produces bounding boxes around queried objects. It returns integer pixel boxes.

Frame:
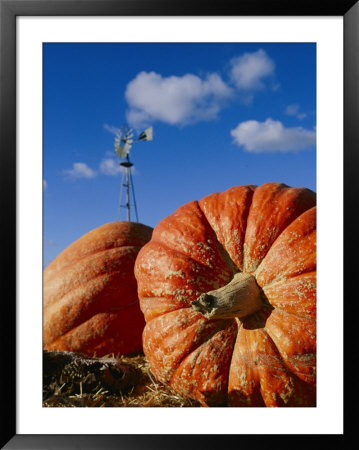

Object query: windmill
[114,125,153,222]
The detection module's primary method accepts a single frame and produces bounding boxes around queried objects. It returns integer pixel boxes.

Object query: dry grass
[43,353,201,408]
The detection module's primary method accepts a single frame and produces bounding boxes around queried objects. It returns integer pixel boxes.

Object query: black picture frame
[1,0,357,448]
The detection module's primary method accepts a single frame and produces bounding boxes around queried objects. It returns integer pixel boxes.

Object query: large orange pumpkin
[43,221,152,357]
[135,183,316,407]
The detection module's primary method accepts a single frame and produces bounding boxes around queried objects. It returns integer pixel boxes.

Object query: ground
[43,351,201,407]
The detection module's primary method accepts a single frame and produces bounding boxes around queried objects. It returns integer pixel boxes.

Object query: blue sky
[43,43,316,267]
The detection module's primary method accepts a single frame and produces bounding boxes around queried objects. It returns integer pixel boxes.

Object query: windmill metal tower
[114,125,153,222]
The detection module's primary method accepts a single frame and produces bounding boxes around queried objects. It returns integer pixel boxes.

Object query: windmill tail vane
[114,125,153,222]
[138,126,153,142]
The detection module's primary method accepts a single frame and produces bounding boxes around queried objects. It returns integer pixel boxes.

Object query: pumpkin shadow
[241,289,274,330]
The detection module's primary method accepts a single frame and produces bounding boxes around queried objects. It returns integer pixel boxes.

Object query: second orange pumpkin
[43,221,153,357]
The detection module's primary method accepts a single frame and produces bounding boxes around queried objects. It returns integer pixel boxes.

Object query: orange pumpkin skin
[44,221,152,357]
[135,183,316,407]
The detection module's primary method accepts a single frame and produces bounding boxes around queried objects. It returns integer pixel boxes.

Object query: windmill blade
[124,129,134,141]
[115,136,132,158]
[123,141,132,154]
[138,126,153,141]
[115,142,129,159]
[114,126,133,158]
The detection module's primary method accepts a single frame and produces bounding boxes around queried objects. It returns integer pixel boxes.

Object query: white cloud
[230,49,275,90]
[62,162,97,179]
[123,50,279,127]
[99,158,122,176]
[62,158,138,180]
[285,104,307,120]
[230,118,316,153]
[43,180,48,191]
[125,71,232,127]
[62,158,138,181]
[285,104,299,115]
[297,113,307,120]
[104,124,120,135]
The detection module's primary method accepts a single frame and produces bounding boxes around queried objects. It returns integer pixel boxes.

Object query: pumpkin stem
[191,272,262,319]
